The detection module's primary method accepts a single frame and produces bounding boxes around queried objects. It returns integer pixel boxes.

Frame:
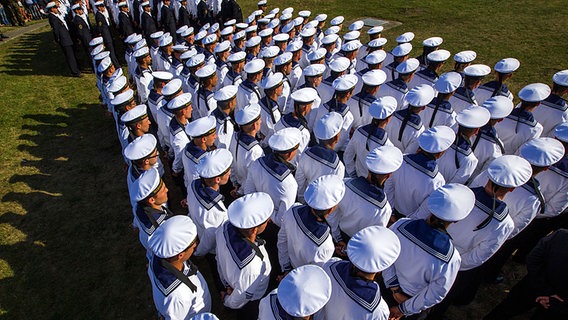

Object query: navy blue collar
[508,107,536,125]
[346,177,387,208]
[281,113,306,130]
[426,97,452,111]
[292,205,330,246]
[191,179,224,211]
[387,78,408,91]
[472,186,509,222]
[329,261,381,312]
[223,223,262,269]
[551,155,568,176]
[305,145,340,169]
[151,256,195,296]
[404,153,439,178]
[397,219,454,263]
[269,294,296,320]
[135,204,168,235]
[184,141,207,163]
[357,125,388,146]
[395,108,422,128]
[324,99,350,117]
[480,80,510,95]
[543,94,567,111]
[259,153,292,182]
[237,132,259,150]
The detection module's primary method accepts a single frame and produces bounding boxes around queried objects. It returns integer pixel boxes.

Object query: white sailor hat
[46,1,57,9]
[418,126,456,153]
[482,96,514,119]
[303,64,326,77]
[305,20,318,30]
[315,13,328,22]
[141,1,150,7]
[214,85,238,101]
[158,34,173,47]
[89,37,104,47]
[333,74,358,92]
[487,155,532,188]
[197,148,232,179]
[348,226,400,273]
[185,115,216,139]
[236,22,248,29]
[269,127,302,152]
[368,38,388,48]
[167,93,192,111]
[269,7,280,15]
[150,31,164,39]
[172,44,189,52]
[195,30,207,41]
[299,10,311,18]
[555,122,568,142]
[273,33,290,43]
[245,35,261,48]
[321,34,339,45]
[94,50,110,61]
[518,83,551,102]
[261,72,284,90]
[553,70,568,86]
[427,49,450,62]
[366,145,403,174]
[422,36,443,47]
[225,19,237,27]
[244,59,265,74]
[152,71,174,81]
[209,22,219,33]
[370,96,397,119]
[305,174,345,210]
[97,56,112,72]
[454,50,477,63]
[349,20,364,31]
[134,42,149,55]
[91,44,104,56]
[329,57,351,73]
[254,9,263,16]
[260,45,280,59]
[286,40,303,52]
[292,17,304,27]
[325,26,340,36]
[124,133,157,161]
[274,52,293,66]
[330,16,344,26]
[362,69,387,87]
[300,27,316,38]
[200,23,210,32]
[365,50,387,65]
[278,265,332,317]
[259,28,273,38]
[494,58,520,74]
[228,192,274,228]
[187,53,205,67]
[130,167,162,202]
[203,34,217,45]
[257,17,270,25]
[118,1,127,7]
[245,25,258,33]
[463,64,491,77]
[406,84,435,107]
[162,78,183,97]
[282,7,294,15]
[257,0,267,5]
[308,48,326,61]
[434,72,462,94]
[291,87,317,104]
[396,32,414,43]
[148,215,197,259]
[71,4,81,10]
[220,26,233,36]
[342,40,362,52]
[176,25,188,35]
[391,43,412,57]
[268,19,280,29]
[233,30,246,41]
[180,48,197,61]
[280,13,292,22]
[343,31,360,42]
[214,40,231,53]
[396,57,420,74]
[281,22,295,33]
[314,112,343,140]
[108,75,128,93]
[520,138,565,167]
[121,104,148,125]
[94,1,104,6]
[189,313,219,320]
[368,26,384,35]
[235,103,261,125]
[228,51,246,63]
[428,183,475,222]
[456,106,491,128]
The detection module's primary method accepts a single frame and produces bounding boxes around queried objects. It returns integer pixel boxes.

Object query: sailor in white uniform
[438,106,490,184]
[120,104,152,145]
[273,53,293,112]
[110,89,137,153]
[474,58,519,105]
[223,51,245,87]
[148,215,212,319]
[296,64,326,129]
[213,40,231,91]
[317,57,350,107]
[193,64,217,119]
[202,34,218,66]
[377,57,420,111]
[354,48,387,93]
[236,59,264,114]
[286,41,304,93]
[278,174,345,272]
[449,64,491,114]
[154,33,174,72]
[408,49,450,90]
[147,71,173,131]
[182,116,217,188]
[385,83,435,154]
[355,27,385,70]
[215,192,273,318]
[296,112,346,201]
[321,226,400,320]
[156,78,183,158]
[187,148,231,257]
[382,42,412,84]
[385,126,454,218]
[383,184,472,319]
[422,71,461,130]
[329,146,402,245]
[229,104,264,195]
[452,50,477,85]
[533,70,568,137]
[168,93,193,180]
[133,47,154,104]
[124,134,164,206]
[496,82,550,155]
[149,32,164,66]
[185,54,205,106]
[349,69,387,130]
[258,72,284,148]
[258,265,332,320]
[130,168,171,260]
[211,85,238,150]
[414,36,442,69]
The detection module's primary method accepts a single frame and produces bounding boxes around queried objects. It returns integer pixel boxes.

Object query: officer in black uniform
[46,2,81,77]
[94,1,120,67]
[118,1,135,39]
[141,1,157,42]
[71,4,92,63]
[177,0,190,28]
[220,0,243,24]
[160,0,176,37]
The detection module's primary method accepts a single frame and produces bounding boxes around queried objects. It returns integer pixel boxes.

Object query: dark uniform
[141,11,157,43]
[48,12,81,76]
[72,13,93,64]
[94,10,120,67]
[177,5,191,28]
[118,10,135,39]
[196,0,209,26]
[132,0,141,30]
[160,4,176,38]
[220,0,243,23]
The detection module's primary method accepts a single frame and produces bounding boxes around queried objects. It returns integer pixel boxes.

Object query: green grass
[0,0,566,318]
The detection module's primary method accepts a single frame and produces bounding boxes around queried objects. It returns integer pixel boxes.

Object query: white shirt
[385,109,423,154]
[421,98,457,130]
[474,81,514,106]
[344,125,393,178]
[259,96,282,148]
[533,94,568,137]
[135,67,153,104]
[437,136,478,184]
[503,180,542,239]
[155,50,173,72]
[156,102,174,155]
[313,100,354,152]
[181,142,207,189]
[228,132,264,192]
[470,126,505,180]
[449,87,479,114]
[348,91,376,131]
[169,118,190,174]
[375,79,409,111]
[236,79,261,114]
[194,88,217,119]
[274,114,311,165]
[495,107,543,155]
[295,145,345,202]
[536,156,568,218]
[211,108,234,150]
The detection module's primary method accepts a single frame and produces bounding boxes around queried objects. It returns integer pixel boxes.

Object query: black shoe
[72,73,83,78]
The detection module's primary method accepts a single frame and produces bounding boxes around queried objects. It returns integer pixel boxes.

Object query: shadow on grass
[0,105,156,319]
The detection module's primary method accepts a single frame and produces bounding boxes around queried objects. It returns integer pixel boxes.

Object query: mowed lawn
[0,0,566,318]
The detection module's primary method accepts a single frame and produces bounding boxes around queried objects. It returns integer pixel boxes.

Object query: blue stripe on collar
[223,223,256,269]
[507,108,537,127]
[330,260,382,312]
[151,257,194,296]
[357,125,388,146]
[292,205,330,246]
[184,141,207,163]
[394,109,423,129]
[191,179,224,211]
[135,205,167,235]
[542,94,567,111]
[346,177,387,208]
[237,133,260,151]
[404,153,439,178]
[305,145,339,169]
[471,187,509,222]
[259,154,292,182]
[398,219,454,263]
[281,113,306,131]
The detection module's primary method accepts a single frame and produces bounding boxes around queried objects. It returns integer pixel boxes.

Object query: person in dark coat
[196,0,208,26]
[220,0,242,24]
[140,1,157,42]
[94,2,120,67]
[159,0,176,37]
[46,2,81,76]
[118,2,135,39]
[71,4,92,64]
[177,0,190,28]
[131,0,141,31]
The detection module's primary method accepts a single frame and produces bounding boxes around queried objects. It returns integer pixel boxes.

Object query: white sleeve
[543,184,568,217]
[459,223,512,270]
[448,156,478,184]
[277,214,292,272]
[242,160,258,195]
[508,198,540,239]
[295,156,308,201]
[343,131,358,178]
[171,135,187,173]
[223,272,261,309]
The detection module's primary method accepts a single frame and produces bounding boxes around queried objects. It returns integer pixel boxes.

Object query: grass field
[0,0,566,318]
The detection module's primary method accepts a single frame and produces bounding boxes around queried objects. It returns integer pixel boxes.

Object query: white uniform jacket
[421,98,457,130]
[348,91,377,131]
[181,141,207,189]
[375,79,409,111]
[533,93,568,137]
[259,96,282,148]
[211,108,235,150]
[470,125,505,180]
[473,81,514,106]
[169,117,190,174]
[495,107,543,155]
[503,178,544,238]
[134,66,154,103]
[385,109,423,154]
[156,102,174,155]
[236,79,261,114]
[536,156,568,218]
[155,50,173,72]
[194,87,217,119]
[229,132,264,192]
[133,203,169,259]
[295,145,345,202]
[407,69,438,90]
[274,114,311,165]
[437,135,478,184]
[314,99,354,152]
[344,125,393,178]
[448,87,479,114]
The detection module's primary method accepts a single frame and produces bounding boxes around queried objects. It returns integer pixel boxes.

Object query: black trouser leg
[62,44,81,75]
[484,277,537,320]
